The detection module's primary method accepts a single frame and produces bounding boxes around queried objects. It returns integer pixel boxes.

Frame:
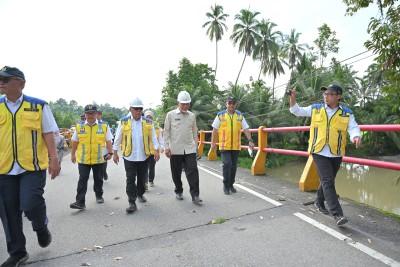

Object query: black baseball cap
[0,66,25,81]
[226,96,237,102]
[321,84,342,94]
[84,104,97,113]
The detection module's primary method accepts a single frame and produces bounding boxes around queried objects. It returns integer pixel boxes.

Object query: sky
[0,0,378,110]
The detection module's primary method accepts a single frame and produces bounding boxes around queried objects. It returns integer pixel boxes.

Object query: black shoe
[223,186,230,195]
[145,183,149,191]
[1,251,29,267]
[37,226,52,248]
[96,197,104,204]
[229,185,237,193]
[335,216,348,226]
[314,201,329,214]
[176,193,184,200]
[192,196,203,203]
[126,203,137,213]
[70,202,86,210]
[104,173,108,180]
[138,195,147,203]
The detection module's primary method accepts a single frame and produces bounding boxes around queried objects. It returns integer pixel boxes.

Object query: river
[266,155,400,215]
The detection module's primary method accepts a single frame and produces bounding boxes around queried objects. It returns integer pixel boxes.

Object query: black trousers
[221,150,240,187]
[169,153,199,197]
[76,163,104,203]
[124,158,148,204]
[144,156,156,183]
[0,171,47,255]
[312,153,343,217]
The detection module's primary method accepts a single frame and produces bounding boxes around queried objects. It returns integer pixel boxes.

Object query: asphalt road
[1,151,399,266]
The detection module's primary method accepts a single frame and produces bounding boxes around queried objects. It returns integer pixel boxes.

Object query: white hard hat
[129,97,144,108]
[144,110,154,118]
[177,91,191,103]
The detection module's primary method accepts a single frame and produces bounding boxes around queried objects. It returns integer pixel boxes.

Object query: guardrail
[197,124,400,191]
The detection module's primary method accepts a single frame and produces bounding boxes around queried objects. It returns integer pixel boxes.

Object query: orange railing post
[198,130,205,157]
[299,156,320,191]
[251,126,267,175]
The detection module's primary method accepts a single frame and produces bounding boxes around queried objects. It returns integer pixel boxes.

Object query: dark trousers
[170,153,199,197]
[76,163,103,203]
[312,153,343,217]
[124,158,148,203]
[221,150,240,187]
[144,156,156,183]
[0,171,47,255]
[102,161,108,177]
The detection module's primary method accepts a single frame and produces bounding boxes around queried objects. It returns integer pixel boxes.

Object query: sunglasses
[0,77,21,83]
[132,107,143,111]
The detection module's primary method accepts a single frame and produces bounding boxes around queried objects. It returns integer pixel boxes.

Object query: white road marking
[198,166,283,206]
[294,212,400,267]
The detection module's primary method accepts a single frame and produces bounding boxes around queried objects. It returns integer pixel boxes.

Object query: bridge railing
[197,124,400,191]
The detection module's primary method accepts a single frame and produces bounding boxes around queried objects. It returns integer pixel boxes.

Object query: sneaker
[192,196,203,203]
[96,197,104,204]
[149,182,154,187]
[223,186,230,195]
[70,202,86,210]
[229,186,237,193]
[37,226,52,248]
[314,201,329,214]
[138,195,147,203]
[145,183,149,191]
[103,173,108,180]
[335,216,349,226]
[126,202,137,213]
[1,251,29,267]
[176,193,184,200]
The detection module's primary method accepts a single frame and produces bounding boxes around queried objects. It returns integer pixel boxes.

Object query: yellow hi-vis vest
[76,121,108,165]
[0,96,48,174]
[217,110,243,150]
[309,104,352,156]
[120,116,154,157]
[150,121,161,155]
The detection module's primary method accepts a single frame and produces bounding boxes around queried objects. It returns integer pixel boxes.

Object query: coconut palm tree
[282,29,306,71]
[230,9,261,86]
[266,49,285,101]
[252,19,282,80]
[202,4,229,78]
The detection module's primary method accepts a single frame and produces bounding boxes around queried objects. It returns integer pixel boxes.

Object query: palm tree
[202,4,229,78]
[266,48,285,101]
[230,9,260,86]
[282,29,306,71]
[252,19,282,80]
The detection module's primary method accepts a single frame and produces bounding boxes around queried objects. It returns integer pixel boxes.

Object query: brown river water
[266,155,400,215]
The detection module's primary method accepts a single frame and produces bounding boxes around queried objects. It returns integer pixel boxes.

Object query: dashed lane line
[198,166,283,207]
[295,212,400,267]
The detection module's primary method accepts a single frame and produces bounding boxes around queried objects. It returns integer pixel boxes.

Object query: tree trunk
[235,54,247,86]
[215,40,218,78]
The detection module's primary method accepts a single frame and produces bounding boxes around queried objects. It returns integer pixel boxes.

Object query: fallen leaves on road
[113,197,120,200]
[94,245,103,249]
[109,212,115,216]
[368,239,372,244]
[358,215,365,218]
[81,263,91,266]
[114,257,123,261]
[260,216,264,220]
[105,224,113,227]
[212,217,228,224]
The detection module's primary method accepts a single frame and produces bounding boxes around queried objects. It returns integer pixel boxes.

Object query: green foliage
[313,23,340,67]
